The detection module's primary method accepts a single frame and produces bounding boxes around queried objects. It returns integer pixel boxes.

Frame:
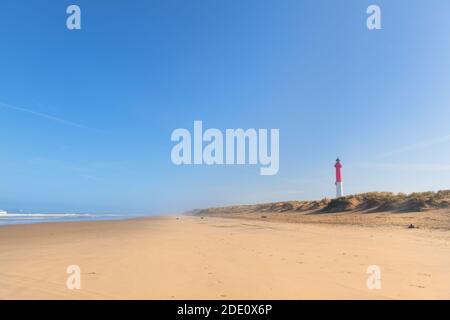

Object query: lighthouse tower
[335,158,344,198]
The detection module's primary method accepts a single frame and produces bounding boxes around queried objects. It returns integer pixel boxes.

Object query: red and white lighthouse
[334,157,344,198]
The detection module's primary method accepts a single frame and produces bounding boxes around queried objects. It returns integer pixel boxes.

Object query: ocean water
[0,211,132,226]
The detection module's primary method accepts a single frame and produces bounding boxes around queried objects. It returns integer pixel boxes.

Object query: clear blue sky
[1,0,450,214]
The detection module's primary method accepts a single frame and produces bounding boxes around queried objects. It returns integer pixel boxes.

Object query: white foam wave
[0,210,125,226]
[0,213,94,218]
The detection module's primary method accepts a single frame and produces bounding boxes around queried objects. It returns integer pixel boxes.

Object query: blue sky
[1,0,450,214]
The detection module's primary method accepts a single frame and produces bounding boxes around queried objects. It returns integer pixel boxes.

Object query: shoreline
[0,213,163,228]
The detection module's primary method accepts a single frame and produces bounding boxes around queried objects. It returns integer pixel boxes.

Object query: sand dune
[0,215,449,299]
[191,190,450,215]
[191,191,450,230]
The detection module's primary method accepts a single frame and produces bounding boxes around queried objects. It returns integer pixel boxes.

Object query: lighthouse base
[336,182,344,198]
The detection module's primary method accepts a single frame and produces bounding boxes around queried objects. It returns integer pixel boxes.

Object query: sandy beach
[0,214,449,299]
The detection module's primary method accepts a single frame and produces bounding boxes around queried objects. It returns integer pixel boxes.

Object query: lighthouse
[335,158,344,198]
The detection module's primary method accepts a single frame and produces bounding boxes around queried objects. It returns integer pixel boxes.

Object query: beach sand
[0,215,449,299]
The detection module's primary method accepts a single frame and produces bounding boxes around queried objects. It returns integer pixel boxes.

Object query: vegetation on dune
[322,190,450,213]
[191,190,450,215]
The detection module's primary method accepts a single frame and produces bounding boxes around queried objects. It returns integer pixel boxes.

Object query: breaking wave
[0,210,125,226]
[0,212,94,217]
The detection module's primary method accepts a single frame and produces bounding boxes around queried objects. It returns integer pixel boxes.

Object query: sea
[0,210,138,226]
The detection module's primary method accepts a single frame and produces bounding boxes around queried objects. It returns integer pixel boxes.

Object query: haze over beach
[1,0,450,301]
